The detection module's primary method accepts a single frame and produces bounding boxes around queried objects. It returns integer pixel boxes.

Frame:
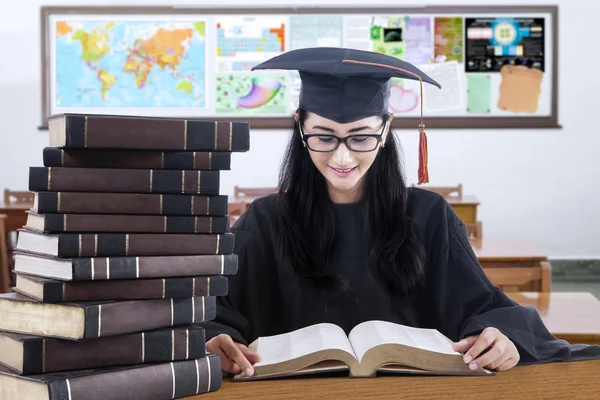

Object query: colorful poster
[418,61,464,112]
[466,75,492,113]
[369,16,405,58]
[54,20,207,109]
[497,65,543,113]
[214,73,288,115]
[465,18,545,72]
[215,16,286,72]
[403,17,433,64]
[434,17,464,62]
[290,15,343,49]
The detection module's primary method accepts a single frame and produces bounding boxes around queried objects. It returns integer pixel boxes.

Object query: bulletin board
[39,5,559,130]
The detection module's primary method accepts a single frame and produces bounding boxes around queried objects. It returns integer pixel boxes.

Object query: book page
[348,321,460,363]
[252,323,356,366]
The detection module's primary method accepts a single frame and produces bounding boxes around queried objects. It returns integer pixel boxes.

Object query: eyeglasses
[299,124,386,153]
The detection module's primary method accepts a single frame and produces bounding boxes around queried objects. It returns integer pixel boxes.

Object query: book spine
[47,355,222,400]
[29,167,220,195]
[43,147,232,170]
[57,233,234,257]
[60,114,249,151]
[38,276,228,302]
[36,192,229,216]
[21,327,206,374]
[42,214,229,234]
[82,296,216,338]
[71,254,238,280]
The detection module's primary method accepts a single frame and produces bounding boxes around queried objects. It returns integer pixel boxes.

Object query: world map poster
[53,19,207,109]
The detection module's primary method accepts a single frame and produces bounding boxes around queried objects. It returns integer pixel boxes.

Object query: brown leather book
[43,147,232,170]
[0,292,216,340]
[49,113,249,152]
[14,274,228,302]
[25,212,230,234]
[15,229,234,258]
[33,192,228,216]
[29,167,220,195]
[0,354,221,399]
[13,252,238,281]
[0,325,206,374]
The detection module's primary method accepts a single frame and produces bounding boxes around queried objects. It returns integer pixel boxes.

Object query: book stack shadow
[0,114,250,399]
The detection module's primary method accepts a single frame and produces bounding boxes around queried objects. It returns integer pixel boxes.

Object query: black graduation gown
[201,188,600,366]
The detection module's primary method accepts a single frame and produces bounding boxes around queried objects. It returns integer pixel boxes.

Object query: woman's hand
[452,327,520,371]
[206,334,261,377]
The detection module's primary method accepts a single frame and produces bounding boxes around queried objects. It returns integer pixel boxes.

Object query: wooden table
[507,292,600,345]
[0,203,29,233]
[472,237,551,292]
[447,195,479,224]
[188,360,600,399]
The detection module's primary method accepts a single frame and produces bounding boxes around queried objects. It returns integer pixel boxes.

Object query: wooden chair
[233,186,277,200]
[483,262,552,293]
[465,221,483,242]
[3,189,34,288]
[228,201,247,226]
[4,189,34,205]
[418,184,463,199]
[0,214,9,293]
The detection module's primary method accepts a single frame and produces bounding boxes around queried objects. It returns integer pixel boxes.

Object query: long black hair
[276,108,427,301]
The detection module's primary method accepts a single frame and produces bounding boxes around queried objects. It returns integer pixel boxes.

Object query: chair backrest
[227,201,246,216]
[465,221,483,242]
[418,184,462,199]
[4,189,34,205]
[233,186,277,200]
[0,214,9,293]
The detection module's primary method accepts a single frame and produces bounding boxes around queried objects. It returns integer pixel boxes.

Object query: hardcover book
[25,212,230,234]
[13,274,228,302]
[0,325,206,374]
[0,354,221,400]
[0,292,216,340]
[43,147,232,170]
[15,230,234,258]
[32,192,229,216]
[234,321,492,380]
[29,167,220,195]
[48,113,250,152]
[13,252,238,281]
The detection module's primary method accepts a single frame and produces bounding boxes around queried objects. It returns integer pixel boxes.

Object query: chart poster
[215,16,286,73]
[53,19,207,110]
[289,15,343,49]
[214,73,288,115]
[418,61,464,112]
[465,18,545,72]
[434,17,464,62]
[403,16,434,64]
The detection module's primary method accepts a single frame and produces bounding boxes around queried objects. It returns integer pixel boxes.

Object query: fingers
[469,336,506,370]
[487,352,511,371]
[238,343,262,363]
[462,328,498,367]
[452,335,479,353]
[221,336,255,377]
[495,357,519,371]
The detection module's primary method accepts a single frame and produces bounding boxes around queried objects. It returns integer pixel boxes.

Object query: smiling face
[297,111,393,203]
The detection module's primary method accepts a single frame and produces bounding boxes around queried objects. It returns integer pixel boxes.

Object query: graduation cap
[252,47,441,184]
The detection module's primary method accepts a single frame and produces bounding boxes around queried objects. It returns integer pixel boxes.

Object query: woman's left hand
[451,327,520,371]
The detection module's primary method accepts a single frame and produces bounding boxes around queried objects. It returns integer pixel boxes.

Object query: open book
[234,320,493,380]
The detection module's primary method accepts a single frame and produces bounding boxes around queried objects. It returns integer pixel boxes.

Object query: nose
[330,141,354,167]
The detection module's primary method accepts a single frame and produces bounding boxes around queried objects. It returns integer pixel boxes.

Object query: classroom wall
[0,0,599,258]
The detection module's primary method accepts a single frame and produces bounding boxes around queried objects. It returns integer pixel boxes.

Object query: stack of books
[0,113,250,399]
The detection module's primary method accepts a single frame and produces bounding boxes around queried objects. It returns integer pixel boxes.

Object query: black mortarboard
[252,47,442,184]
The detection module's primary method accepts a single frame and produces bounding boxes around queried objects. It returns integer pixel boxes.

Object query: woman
[202,48,600,377]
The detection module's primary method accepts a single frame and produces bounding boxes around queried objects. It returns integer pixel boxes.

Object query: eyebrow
[311,125,374,133]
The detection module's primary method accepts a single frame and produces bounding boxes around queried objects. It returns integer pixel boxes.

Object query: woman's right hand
[206,334,261,377]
